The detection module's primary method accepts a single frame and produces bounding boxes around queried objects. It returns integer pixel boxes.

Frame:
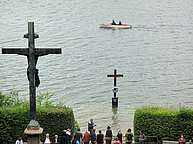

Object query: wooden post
[28,22,36,120]
[107,69,123,107]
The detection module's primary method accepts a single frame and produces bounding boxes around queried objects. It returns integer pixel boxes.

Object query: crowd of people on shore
[39,119,146,144]
[15,119,193,144]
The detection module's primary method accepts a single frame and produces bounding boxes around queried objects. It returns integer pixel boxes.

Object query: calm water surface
[0,0,193,134]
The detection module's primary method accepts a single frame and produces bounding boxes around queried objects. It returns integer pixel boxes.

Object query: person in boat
[118,21,122,25]
[111,20,116,25]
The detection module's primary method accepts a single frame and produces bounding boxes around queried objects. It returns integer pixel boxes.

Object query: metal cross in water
[2,22,61,124]
[107,69,123,98]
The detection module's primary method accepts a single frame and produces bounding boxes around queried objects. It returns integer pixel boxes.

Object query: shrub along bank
[0,90,77,143]
[134,107,193,143]
[0,105,76,143]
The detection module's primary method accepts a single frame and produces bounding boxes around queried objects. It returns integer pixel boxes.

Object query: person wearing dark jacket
[118,21,122,25]
[117,130,123,144]
[90,128,97,144]
[105,126,113,144]
[88,119,96,132]
[73,128,83,144]
[62,131,69,144]
[97,130,104,144]
[52,135,60,144]
[112,20,116,25]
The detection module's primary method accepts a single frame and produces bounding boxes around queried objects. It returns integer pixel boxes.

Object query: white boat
[100,23,132,29]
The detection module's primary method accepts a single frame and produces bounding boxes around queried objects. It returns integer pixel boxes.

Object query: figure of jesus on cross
[2,22,61,126]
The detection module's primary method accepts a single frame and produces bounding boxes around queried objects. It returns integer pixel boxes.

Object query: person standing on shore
[15,137,23,144]
[90,127,97,144]
[53,135,60,144]
[43,133,51,144]
[125,128,133,144]
[117,130,123,144]
[105,126,113,144]
[73,128,83,144]
[83,129,90,144]
[97,130,104,144]
[139,131,146,144]
[178,135,186,144]
[88,119,96,132]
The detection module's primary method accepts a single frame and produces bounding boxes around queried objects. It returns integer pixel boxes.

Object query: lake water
[0,0,193,134]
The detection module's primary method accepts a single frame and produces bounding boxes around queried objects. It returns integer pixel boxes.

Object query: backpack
[106,129,112,137]
[127,134,132,141]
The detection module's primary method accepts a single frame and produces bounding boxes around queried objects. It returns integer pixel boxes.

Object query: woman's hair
[18,137,22,141]
[127,128,131,132]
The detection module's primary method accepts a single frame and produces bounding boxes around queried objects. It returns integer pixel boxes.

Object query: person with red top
[83,129,90,144]
[178,135,186,144]
[113,137,121,144]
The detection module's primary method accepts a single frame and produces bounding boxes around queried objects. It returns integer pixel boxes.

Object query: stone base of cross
[24,120,43,144]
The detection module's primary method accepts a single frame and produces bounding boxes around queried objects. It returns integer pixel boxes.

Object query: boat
[99,23,132,29]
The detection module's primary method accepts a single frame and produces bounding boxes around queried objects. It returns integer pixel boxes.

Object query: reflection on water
[112,107,119,132]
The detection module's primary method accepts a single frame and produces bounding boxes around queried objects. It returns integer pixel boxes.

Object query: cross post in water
[107,69,123,107]
[2,22,61,125]
[107,69,123,97]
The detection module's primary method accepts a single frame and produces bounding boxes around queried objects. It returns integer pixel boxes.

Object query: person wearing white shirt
[43,133,51,144]
[15,137,23,144]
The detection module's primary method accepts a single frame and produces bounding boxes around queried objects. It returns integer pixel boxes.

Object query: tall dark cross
[107,69,123,97]
[2,22,61,122]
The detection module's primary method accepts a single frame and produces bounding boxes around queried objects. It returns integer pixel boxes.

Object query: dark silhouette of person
[112,20,116,25]
[118,21,122,25]
[97,130,104,144]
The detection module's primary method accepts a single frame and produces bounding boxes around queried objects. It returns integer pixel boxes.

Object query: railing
[109,136,158,144]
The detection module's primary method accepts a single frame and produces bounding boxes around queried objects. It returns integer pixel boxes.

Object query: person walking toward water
[97,130,104,144]
[105,126,113,144]
[83,129,90,144]
[139,131,146,144]
[125,128,133,144]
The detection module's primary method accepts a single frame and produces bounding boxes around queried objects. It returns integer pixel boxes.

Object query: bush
[0,105,76,144]
[134,107,193,143]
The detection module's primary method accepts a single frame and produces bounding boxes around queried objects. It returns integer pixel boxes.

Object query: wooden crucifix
[107,69,123,107]
[2,22,61,124]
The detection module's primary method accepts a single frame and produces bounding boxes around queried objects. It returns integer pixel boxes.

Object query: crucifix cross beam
[107,69,123,97]
[2,22,62,122]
